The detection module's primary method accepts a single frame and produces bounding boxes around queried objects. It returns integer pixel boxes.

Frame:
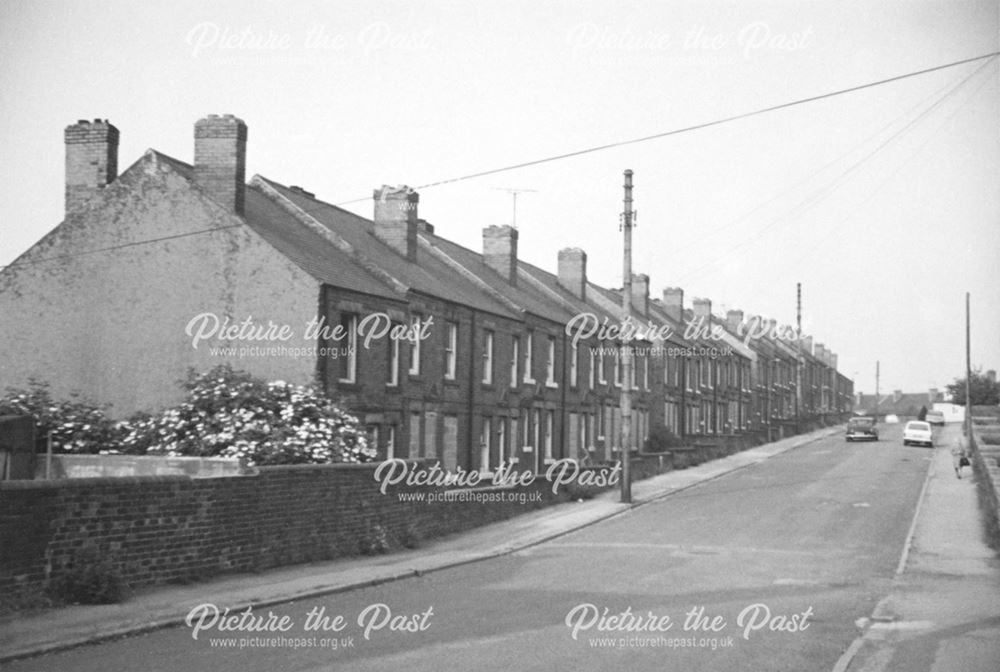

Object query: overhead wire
[1,51,997,271]
[666,58,997,257]
[674,56,998,284]
[329,50,1000,207]
[783,58,999,269]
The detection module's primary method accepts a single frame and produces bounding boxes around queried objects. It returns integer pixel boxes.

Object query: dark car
[846,416,878,442]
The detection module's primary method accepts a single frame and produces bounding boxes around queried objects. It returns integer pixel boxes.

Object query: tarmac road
[5,422,945,672]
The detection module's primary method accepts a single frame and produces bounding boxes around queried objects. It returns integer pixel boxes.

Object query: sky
[1,0,997,396]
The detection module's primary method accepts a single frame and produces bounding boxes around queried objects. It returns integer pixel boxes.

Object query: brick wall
[970,411,1000,550]
[0,462,563,599]
[0,430,797,602]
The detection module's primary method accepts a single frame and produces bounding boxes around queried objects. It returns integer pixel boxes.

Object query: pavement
[2,423,997,670]
[838,427,1000,672]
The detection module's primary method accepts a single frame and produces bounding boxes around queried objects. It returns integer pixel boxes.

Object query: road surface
[7,422,939,672]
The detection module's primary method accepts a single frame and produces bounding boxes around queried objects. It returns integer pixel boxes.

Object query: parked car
[925,410,945,426]
[903,421,933,447]
[884,414,899,424]
[846,416,878,442]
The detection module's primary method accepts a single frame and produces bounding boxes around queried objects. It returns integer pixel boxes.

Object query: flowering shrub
[0,379,122,453]
[119,365,374,465]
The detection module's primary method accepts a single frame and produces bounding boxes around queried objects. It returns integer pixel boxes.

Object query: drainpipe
[467,310,477,471]
[317,285,330,396]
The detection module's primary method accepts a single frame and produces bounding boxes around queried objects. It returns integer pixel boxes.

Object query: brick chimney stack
[662,288,683,323]
[194,114,247,214]
[631,273,649,316]
[65,119,119,215]
[726,309,744,334]
[557,248,587,300]
[693,298,712,327]
[483,225,518,284]
[373,185,419,260]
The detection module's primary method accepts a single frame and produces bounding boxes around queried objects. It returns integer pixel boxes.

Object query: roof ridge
[249,175,409,296]
[417,235,525,316]
[257,176,371,224]
[515,265,585,315]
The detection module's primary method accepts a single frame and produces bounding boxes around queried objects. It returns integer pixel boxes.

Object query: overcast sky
[1,0,997,396]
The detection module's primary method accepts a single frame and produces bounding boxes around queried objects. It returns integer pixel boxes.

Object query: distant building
[854,389,945,418]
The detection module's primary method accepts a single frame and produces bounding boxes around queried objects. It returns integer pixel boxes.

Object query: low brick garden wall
[970,409,1000,551]
[0,462,563,602]
[0,426,824,605]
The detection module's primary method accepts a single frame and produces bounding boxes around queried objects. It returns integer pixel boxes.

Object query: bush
[643,424,686,453]
[0,379,123,454]
[54,546,130,604]
[564,481,599,501]
[118,365,375,466]
[398,523,423,549]
[359,524,390,556]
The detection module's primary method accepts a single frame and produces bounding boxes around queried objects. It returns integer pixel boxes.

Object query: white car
[903,421,933,447]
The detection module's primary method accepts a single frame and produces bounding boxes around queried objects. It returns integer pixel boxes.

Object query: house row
[0,115,853,473]
[854,389,946,419]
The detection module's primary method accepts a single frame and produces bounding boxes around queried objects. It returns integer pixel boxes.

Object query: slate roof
[257,178,519,319]
[146,152,400,301]
[422,234,577,323]
[243,185,402,301]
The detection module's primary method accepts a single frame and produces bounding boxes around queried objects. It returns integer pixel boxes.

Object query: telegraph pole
[966,292,972,437]
[795,282,802,433]
[620,170,634,504]
[875,360,880,421]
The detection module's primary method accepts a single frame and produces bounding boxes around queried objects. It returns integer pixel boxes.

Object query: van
[925,410,945,426]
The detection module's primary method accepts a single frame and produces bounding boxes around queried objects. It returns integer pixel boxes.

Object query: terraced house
[0,115,853,473]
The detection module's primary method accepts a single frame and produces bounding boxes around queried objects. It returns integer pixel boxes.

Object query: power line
[675,56,997,284]
[2,51,996,271]
[1,226,242,269]
[667,58,992,257]
[329,51,1000,207]
[786,59,999,268]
